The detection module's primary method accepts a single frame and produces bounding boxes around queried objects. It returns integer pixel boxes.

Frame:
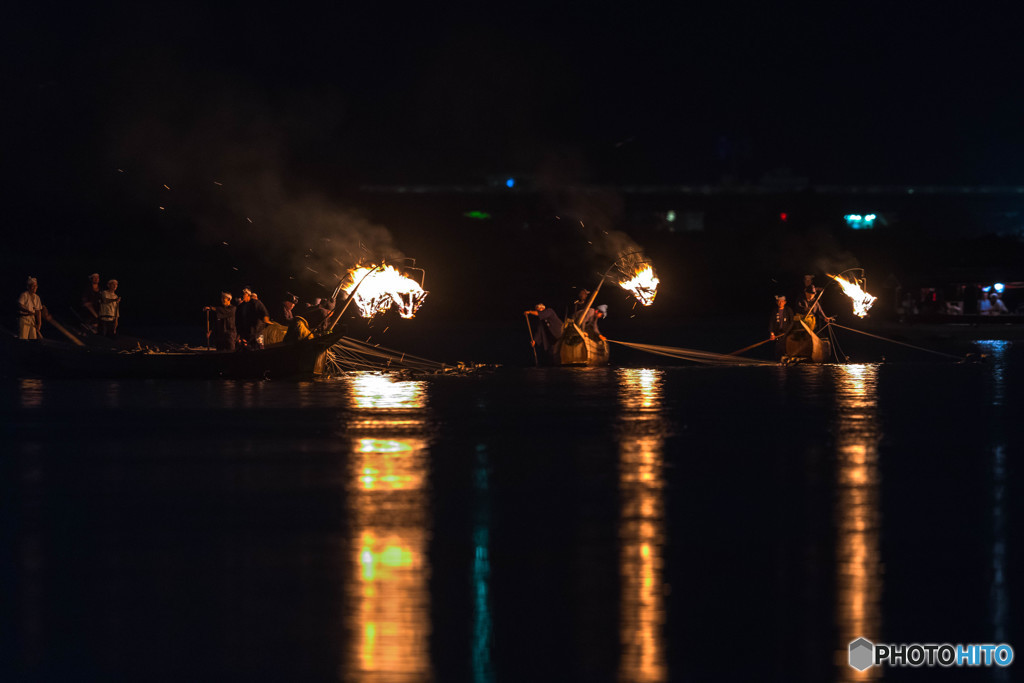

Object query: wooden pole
[575,277,606,325]
[47,318,86,346]
[727,337,774,355]
[524,313,539,366]
[326,264,383,333]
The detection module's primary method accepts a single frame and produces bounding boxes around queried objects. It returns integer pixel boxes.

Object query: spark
[163,184,171,190]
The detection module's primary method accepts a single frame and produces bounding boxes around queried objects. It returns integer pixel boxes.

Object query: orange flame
[344,265,428,319]
[830,274,876,317]
[618,263,659,306]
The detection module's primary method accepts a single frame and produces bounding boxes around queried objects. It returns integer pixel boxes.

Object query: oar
[47,317,86,346]
[728,336,777,355]
[524,313,538,366]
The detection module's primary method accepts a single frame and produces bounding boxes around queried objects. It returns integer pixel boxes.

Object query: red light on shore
[779,212,788,222]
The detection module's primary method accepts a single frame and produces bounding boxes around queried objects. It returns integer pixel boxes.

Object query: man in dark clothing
[582,303,607,340]
[769,295,795,360]
[204,292,237,351]
[81,272,102,331]
[297,297,333,331]
[524,303,563,364]
[235,288,271,349]
[572,288,591,320]
[280,293,298,322]
[795,286,831,331]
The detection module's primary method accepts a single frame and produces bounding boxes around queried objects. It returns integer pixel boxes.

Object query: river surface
[2,340,1021,682]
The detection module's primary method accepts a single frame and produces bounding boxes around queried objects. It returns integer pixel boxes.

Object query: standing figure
[17,277,51,340]
[81,272,102,330]
[204,292,237,351]
[280,293,298,322]
[97,279,121,337]
[582,303,607,341]
[769,295,794,360]
[795,286,830,331]
[236,287,271,349]
[572,289,591,320]
[524,303,564,364]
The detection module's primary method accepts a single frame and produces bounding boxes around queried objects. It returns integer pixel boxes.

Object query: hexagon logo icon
[849,638,874,671]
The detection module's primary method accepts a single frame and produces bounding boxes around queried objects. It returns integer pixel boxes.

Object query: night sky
[4,3,1022,332]
[8,4,1023,189]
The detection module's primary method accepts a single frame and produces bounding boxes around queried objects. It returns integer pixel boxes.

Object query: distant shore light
[844,213,877,229]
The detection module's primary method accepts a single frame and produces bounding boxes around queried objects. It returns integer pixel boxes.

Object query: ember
[343,265,428,319]
[830,273,876,317]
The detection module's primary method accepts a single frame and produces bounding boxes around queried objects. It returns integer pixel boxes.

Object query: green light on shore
[463,211,492,220]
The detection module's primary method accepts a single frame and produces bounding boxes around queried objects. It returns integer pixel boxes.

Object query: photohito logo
[849,638,1014,670]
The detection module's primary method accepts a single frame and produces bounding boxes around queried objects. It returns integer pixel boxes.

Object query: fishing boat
[1,326,348,380]
[557,319,610,366]
[555,274,612,366]
[783,316,830,363]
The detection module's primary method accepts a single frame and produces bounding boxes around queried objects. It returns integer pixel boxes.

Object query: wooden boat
[0,327,347,379]
[557,320,610,366]
[554,280,611,366]
[783,316,830,363]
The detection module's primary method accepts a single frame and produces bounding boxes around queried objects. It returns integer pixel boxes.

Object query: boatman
[582,303,607,341]
[81,272,102,332]
[769,295,794,360]
[795,285,831,331]
[524,303,563,364]
[236,287,271,349]
[204,292,237,351]
[17,276,53,340]
[97,279,121,337]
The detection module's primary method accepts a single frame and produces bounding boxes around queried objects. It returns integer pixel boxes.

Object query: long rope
[324,336,463,374]
[607,339,776,365]
[827,323,965,360]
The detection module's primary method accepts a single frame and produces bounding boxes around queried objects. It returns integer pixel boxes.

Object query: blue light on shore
[844,214,877,230]
[505,178,515,188]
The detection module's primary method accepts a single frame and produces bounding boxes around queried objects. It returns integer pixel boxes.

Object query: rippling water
[2,342,1021,682]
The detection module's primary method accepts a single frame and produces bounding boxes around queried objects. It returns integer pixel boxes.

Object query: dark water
[2,341,1022,682]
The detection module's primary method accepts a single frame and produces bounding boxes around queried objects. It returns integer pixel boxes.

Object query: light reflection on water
[833,365,883,682]
[344,373,433,682]
[975,341,1011,681]
[616,368,668,683]
[18,378,44,408]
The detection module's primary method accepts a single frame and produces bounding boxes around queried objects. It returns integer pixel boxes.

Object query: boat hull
[1,330,345,380]
[557,321,610,366]
[784,318,830,363]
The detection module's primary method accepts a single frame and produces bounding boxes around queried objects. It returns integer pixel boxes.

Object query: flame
[344,265,428,319]
[619,264,660,306]
[830,274,877,317]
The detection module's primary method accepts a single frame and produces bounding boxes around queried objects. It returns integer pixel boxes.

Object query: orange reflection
[345,373,432,682]
[349,373,427,410]
[834,365,883,681]
[19,379,44,408]
[617,369,667,683]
